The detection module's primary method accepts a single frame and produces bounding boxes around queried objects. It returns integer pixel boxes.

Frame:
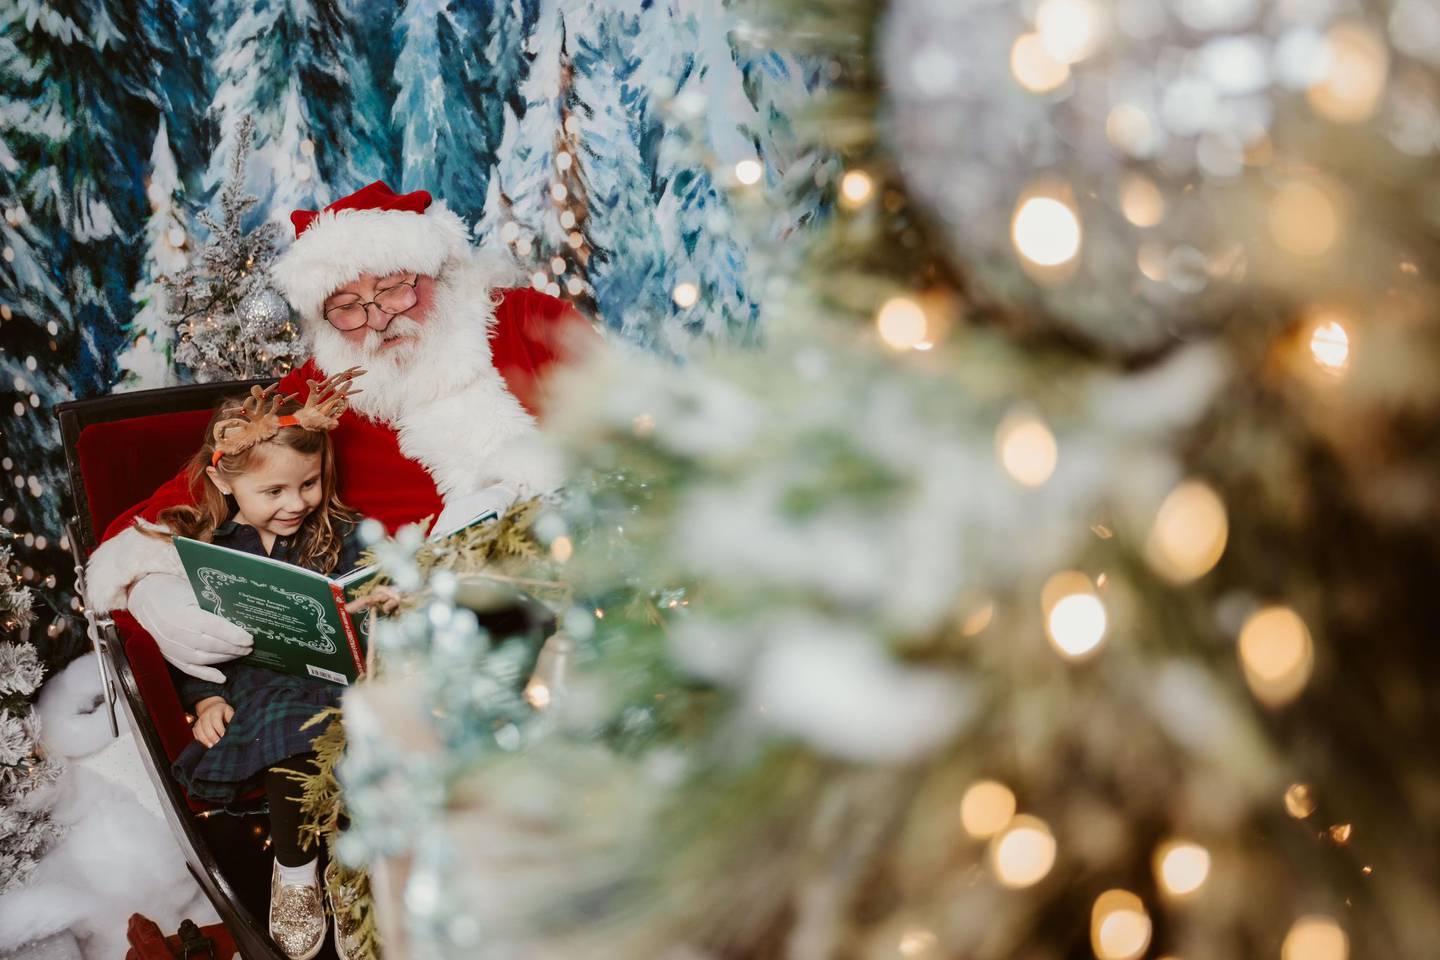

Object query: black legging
[265,752,319,868]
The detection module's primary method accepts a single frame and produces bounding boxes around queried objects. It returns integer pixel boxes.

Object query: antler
[208,369,365,464]
[213,384,288,457]
[292,366,365,431]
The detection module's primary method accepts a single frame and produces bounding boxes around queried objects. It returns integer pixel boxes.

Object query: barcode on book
[306,664,348,686]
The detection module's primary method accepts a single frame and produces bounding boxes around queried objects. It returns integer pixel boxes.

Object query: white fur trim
[84,522,184,614]
[271,201,473,323]
[393,371,562,498]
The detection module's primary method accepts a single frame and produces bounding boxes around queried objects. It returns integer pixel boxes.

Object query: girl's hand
[345,586,402,616]
[192,696,234,748]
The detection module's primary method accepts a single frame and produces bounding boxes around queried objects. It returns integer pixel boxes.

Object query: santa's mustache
[357,314,426,354]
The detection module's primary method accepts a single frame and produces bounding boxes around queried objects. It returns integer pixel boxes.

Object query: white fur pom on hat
[270,181,473,323]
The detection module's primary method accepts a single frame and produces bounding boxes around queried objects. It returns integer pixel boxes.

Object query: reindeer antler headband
[210,367,365,466]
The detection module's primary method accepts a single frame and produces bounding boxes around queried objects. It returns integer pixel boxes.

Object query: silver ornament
[237,286,290,337]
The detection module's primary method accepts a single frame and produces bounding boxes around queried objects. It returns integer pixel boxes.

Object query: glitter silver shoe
[325,860,367,960]
[269,860,326,960]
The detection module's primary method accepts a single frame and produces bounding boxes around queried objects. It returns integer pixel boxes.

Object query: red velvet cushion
[77,408,212,548]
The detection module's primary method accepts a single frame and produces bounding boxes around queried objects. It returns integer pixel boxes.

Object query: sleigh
[53,293,582,958]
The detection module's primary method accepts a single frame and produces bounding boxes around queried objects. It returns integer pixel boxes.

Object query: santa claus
[85,181,594,682]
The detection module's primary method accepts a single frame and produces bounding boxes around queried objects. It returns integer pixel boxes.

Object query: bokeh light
[997,412,1058,486]
[734,158,764,186]
[1308,23,1388,123]
[1285,783,1318,819]
[877,297,929,350]
[1239,606,1314,706]
[1010,32,1070,92]
[1036,0,1103,64]
[1145,481,1229,583]
[1270,180,1339,257]
[1120,175,1165,227]
[1282,916,1348,960]
[1155,840,1211,897]
[960,780,1017,838]
[1012,195,1082,267]
[1091,890,1152,960]
[840,170,875,208]
[990,815,1057,887]
[1307,313,1352,375]
[672,282,700,309]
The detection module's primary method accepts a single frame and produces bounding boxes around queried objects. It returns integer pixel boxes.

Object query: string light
[734,159,763,185]
[551,183,568,203]
[1285,783,1318,818]
[550,257,568,275]
[960,780,1016,838]
[839,170,875,208]
[524,680,552,709]
[499,221,520,243]
[1120,175,1165,227]
[996,411,1058,487]
[1035,0,1103,65]
[1238,606,1314,707]
[1091,890,1152,960]
[960,600,994,636]
[898,929,937,957]
[1012,194,1081,267]
[876,296,928,350]
[550,536,574,562]
[1047,590,1107,659]
[1270,180,1339,257]
[1145,481,1228,583]
[989,815,1056,887]
[1306,312,1352,375]
[1010,32,1069,93]
[1154,840,1211,898]
[1282,916,1348,960]
[1308,24,1388,124]
[672,282,700,309]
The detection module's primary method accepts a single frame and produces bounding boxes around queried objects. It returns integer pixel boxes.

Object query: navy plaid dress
[171,517,364,805]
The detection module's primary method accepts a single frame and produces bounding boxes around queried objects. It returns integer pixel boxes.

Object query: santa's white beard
[308,265,499,424]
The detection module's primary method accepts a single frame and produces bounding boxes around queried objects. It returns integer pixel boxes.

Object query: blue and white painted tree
[567,0,669,344]
[393,0,498,224]
[117,120,188,391]
[476,0,588,302]
[207,0,392,220]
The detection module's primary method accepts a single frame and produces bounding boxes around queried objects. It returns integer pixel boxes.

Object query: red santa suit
[86,181,595,615]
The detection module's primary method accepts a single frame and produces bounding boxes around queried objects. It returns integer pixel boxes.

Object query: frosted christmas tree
[335,0,1440,957]
[165,116,304,382]
[0,525,62,897]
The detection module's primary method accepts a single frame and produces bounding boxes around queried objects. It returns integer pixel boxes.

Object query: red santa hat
[270,181,472,323]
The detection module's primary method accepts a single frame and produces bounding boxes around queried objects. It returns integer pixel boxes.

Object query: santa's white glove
[432,483,520,539]
[127,573,253,683]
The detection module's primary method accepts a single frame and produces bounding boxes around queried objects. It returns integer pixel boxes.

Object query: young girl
[142,369,380,960]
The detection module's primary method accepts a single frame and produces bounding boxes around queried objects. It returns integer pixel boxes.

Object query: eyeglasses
[323,274,420,331]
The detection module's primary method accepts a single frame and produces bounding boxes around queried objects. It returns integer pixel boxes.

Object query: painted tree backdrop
[0,0,825,662]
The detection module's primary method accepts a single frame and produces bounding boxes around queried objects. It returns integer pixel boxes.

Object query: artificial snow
[0,655,216,959]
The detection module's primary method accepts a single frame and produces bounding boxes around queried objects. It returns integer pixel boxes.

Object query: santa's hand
[432,483,519,539]
[127,573,253,684]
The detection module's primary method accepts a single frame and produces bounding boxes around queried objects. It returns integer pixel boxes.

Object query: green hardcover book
[173,536,375,686]
[173,509,501,686]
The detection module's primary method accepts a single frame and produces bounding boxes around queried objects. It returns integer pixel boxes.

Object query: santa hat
[270,181,472,323]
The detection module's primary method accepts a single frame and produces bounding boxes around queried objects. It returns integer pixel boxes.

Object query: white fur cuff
[84,523,185,614]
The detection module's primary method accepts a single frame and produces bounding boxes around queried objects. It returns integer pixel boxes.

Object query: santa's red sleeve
[490,287,600,416]
[84,362,319,613]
